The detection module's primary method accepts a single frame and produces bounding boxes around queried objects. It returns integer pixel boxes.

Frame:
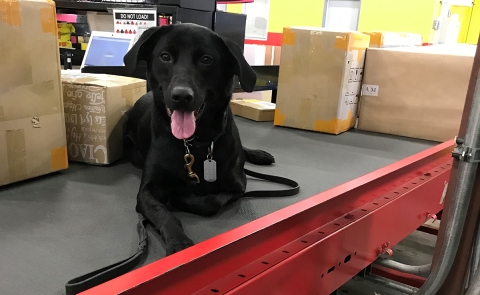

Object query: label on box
[336,51,363,121]
[349,68,363,83]
[362,84,380,97]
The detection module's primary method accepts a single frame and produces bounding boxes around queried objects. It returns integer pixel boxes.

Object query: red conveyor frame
[80,140,454,295]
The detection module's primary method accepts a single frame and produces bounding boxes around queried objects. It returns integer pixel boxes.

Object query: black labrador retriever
[123,23,282,255]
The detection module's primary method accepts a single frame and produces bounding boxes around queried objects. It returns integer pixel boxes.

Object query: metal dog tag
[204,159,217,182]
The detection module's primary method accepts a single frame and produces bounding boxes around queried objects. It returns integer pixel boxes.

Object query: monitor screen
[83,36,131,67]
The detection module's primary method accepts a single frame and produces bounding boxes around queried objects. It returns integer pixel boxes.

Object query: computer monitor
[80,31,134,69]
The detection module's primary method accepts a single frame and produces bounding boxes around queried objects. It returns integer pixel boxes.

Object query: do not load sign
[112,9,157,36]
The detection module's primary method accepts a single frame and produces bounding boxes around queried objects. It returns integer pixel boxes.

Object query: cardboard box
[357,44,476,142]
[274,27,370,134]
[363,31,423,48]
[232,90,273,102]
[231,99,276,122]
[61,73,146,164]
[0,0,68,186]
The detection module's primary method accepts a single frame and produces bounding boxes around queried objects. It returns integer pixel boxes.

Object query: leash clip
[184,154,200,183]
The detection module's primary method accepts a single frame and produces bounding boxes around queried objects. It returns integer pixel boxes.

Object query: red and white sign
[112,9,157,36]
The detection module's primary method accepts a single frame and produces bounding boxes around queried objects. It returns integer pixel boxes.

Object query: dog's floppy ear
[123,26,171,73]
[221,38,257,93]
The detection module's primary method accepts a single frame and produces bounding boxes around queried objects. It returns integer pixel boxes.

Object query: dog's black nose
[171,87,194,104]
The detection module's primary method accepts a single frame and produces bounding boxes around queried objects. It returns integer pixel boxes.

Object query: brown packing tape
[313,110,356,135]
[121,84,135,107]
[51,146,68,170]
[40,1,57,36]
[0,0,21,26]
[334,32,370,62]
[128,84,146,107]
[6,129,27,182]
[0,12,34,89]
[282,28,296,45]
[274,109,285,126]
[28,80,55,98]
[0,80,60,122]
[363,32,384,47]
[62,75,145,89]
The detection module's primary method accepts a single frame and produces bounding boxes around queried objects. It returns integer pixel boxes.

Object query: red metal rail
[81,140,454,295]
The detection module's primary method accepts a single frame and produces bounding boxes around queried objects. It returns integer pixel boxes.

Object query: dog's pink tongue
[171,110,196,139]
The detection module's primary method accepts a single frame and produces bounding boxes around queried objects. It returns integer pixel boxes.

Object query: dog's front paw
[165,237,195,256]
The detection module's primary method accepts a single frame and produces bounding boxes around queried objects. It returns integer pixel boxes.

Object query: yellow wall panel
[227,0,325,34]
[226,3,243,14]
[449,5,473,43]
[358,0,439,43]
[467,0,480,44]
[268,0,324,33]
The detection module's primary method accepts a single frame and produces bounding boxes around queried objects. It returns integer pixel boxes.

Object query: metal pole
[434,36,480,295]
[471,222,480,277]
[374,258,431,278]
[415,70,480,295]
[466,222,480,291]
[365,274,419,294]
[466,245,473,290]
[466,269,480,295]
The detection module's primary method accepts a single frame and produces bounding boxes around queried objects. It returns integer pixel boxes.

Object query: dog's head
[124,24,256,140]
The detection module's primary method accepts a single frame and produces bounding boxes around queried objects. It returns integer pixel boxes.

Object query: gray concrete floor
[0,118,437,295]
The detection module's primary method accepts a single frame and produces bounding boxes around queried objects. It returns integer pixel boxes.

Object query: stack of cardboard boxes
[0,0,146,186]
[0,0,68,186]
[233,27,475,144]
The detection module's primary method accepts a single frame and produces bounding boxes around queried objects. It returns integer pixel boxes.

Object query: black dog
[123,24,278,255]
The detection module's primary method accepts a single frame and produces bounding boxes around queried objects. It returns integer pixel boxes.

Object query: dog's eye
[160,53,171,62]
[200,56,213,65]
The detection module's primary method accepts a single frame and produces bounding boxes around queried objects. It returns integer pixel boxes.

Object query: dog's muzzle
[167,86,206,140]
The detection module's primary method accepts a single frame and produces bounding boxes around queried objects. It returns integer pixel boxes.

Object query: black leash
[243,168,300,198]
[65,219,149,295]
[65,170,299,295]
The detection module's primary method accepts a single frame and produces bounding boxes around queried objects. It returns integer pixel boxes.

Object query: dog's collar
[185,110,228,148]
[182,110,227,184]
